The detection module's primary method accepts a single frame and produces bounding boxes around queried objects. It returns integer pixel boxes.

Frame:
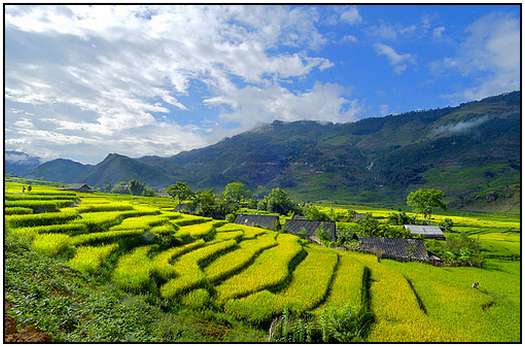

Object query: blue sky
[5,5,520,164]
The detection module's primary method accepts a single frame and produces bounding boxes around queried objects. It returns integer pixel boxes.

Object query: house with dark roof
[60,184,93,192]
[357,237,430,262]
[285,220,336,243]
[234,213,280,230]
[404,225,445,239]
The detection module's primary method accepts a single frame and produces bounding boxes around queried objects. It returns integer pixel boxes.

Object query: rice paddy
[4,181,520,342]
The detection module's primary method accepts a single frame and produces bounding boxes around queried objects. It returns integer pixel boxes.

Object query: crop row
[5,207,33,215]
[5,199,77,212]
[214,233,303,303]
[160,239,238,299]
[5,194,79,201]
[112,246,154,290]
[68,243,119,273]
[224,245,338,323]
[6,210,79,228]
[152,240,206,280]
[204,233,278,283]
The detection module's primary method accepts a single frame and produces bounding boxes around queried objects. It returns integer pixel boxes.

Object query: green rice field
[4,181,520,342]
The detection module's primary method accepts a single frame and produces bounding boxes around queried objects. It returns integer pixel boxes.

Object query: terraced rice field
[4,182,520,342]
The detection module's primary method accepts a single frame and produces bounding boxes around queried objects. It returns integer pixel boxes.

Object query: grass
[4,180,520,342]
[313,251,364,314]
[224,244,337,324]
[5,207,33,215]
[67,244,119,273]
[6,210,79,228]
[215,233,303,303]
[204,233,278,283]
[160,240,238,299]
[112,246,154,291]
[152,240,206,280]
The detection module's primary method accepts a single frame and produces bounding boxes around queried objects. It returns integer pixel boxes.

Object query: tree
[259,188,297,215]
[193,190,234,219]
[111,181,129,194]
[406,188,446,220]
[128,180,145,196]
[166,182,194,205]
[303,205,330,221]
[223,182,253,206]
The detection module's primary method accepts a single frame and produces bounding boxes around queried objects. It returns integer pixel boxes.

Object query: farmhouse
[234,213,280,230]
[285,220,336,242]
[60,184,93,192]
[358,237,430,262]
[404,224,445,239]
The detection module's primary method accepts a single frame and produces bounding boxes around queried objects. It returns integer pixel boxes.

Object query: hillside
[4,181,521,342]
[23,91,520,211]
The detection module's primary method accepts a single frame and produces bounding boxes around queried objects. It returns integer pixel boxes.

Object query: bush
[387,212,416,225]
[225,213,236,223]
[428,234,483,267]
[439,218,455,232]
[303,205,330,222]
[335,223,357,246]
[319,304,373,342]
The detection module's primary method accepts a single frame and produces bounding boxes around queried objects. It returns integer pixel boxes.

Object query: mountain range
[7,91,520,211]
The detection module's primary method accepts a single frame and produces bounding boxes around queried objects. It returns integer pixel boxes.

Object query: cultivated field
[4,181,520,342]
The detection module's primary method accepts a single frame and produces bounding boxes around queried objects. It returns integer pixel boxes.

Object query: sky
[5,4,520,164]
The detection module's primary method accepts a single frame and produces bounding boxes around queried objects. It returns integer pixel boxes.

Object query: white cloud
[433,26,445,39]
[433,12,519,101]
[342,34,358,44]
[4,5,339,163]
[340,6,362,25]
[374,43,415,74]
[204,82,361,128]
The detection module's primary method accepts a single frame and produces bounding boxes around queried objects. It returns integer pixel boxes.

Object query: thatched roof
[358,237,429,262]
[285,220,336,241]
[234,214,280,230]
[404,225,445,239]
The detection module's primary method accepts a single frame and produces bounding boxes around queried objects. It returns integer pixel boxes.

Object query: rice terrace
[3,3,521,344]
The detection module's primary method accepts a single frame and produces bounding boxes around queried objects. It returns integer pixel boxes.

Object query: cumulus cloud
[5,5,338,163]
[340,6,362,25]
[203,82,361,128]
[374,43,415,74]
[433,26,445,39]
[432,12,519,101]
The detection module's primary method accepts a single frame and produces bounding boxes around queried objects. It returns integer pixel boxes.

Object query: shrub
[303,205,331,222]
[319,304,373,342]
[430,234,483,267]
[225,213,236,223]
[439,218,455,232]
[387,212,416,225]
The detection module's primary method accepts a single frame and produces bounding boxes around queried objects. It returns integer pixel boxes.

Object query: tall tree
[166,182,194,205]
[223,182,253,205]
[407,188,446,220]
[128,180,145,195]
[259,188,297,215]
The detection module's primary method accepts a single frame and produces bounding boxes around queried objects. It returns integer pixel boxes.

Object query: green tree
[128,180,145,196]
[303,205,330,221]
[406,188,446,220]
[223,182,253,206]
[111,181,129,194]
[259,188,297,215]
[166,182,194,205]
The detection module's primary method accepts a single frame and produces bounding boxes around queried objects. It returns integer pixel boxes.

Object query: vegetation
[407,188,447,220]
[4,180,520,342]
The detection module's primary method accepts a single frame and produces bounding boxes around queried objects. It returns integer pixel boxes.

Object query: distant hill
[22,91,521,211]
[5,151,42,176]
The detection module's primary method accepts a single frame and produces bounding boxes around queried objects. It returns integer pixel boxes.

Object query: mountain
[28,158,92,183]
[21,91,520,211]
[5,151,42,176]
[27,153,172,188]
